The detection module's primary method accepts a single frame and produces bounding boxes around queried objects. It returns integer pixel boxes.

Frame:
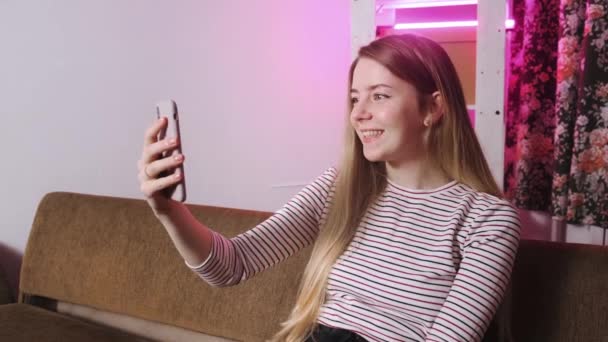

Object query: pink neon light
[390,0,477,8]
[395,19,516,30]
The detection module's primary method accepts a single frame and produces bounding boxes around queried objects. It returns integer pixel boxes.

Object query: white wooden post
[475,2,507,189]
[351,0,376,60]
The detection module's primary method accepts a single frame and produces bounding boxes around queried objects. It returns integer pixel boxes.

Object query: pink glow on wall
[394,19,515,30]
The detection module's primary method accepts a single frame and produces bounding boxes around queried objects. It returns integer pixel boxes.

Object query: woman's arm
[138,116,215,268]
[155,200,214,267]
[188,168,337,287]
[425,202,521,342]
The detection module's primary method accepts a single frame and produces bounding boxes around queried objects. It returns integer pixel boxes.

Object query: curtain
[505,0,608,230]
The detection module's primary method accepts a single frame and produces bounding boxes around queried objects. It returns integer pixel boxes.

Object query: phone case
[156,100,187,202]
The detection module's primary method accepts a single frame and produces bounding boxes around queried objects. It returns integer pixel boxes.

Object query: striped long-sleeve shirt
[187,167,521,342]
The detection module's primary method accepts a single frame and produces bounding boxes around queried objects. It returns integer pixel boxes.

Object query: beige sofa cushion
[0,303,149,342]
[57,301,236,342]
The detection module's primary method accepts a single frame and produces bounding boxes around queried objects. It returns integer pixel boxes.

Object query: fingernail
[174,154,183,161]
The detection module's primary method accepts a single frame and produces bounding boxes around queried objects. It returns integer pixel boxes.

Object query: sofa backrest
[20,192,310,342]
[511,239,608,342]
[20,192,608,341]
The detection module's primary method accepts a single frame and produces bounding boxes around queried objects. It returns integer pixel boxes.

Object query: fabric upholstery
[0,267,13,304]
[0,303,148,341]
[20,192,308,342]
[0,266,13,304]
[14,191,608,341]
[511,239,608,342]
[56,300,236,341]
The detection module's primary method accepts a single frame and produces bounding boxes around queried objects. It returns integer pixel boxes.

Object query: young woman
[137,34,521,342]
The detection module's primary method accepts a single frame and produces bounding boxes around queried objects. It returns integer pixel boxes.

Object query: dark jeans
[305,324,368,342]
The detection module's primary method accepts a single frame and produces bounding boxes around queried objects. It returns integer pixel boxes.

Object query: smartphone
[156,100,187,202]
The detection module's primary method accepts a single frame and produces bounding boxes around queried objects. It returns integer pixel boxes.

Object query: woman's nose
[351,101,372,121]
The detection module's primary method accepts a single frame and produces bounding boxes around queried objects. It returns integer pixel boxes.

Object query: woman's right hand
[137,117,186,214]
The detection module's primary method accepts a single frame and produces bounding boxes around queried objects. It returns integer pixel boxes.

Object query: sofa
[0,267,13,305]
[0,191,606,341]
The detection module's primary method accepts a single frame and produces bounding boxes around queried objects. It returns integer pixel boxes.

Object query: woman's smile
[359,129,385,144]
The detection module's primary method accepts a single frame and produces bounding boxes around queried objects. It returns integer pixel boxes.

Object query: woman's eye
[350,97,359,105]
[373,93,389,101]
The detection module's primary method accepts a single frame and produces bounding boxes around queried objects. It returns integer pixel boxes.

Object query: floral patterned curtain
[504,0,608,229]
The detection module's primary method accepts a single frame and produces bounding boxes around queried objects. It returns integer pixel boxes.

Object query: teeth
[362,130,383,137]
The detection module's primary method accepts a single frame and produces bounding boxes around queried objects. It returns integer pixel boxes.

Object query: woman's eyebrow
[350,84,393,93]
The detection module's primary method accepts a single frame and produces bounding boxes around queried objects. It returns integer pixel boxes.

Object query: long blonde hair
[270,33,502,342]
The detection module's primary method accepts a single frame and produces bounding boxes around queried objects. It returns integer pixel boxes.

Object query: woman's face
[349,57,429,164]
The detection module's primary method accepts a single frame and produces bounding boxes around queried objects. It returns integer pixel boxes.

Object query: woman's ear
[424,91,444,126]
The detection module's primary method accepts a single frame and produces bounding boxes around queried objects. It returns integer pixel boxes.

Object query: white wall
[0,0,351,255]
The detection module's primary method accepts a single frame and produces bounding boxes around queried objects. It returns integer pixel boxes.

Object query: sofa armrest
[0,267,13,304]
[511,239,608,341]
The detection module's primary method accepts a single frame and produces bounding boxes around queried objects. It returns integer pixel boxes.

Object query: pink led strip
[386,0,478,8]
[394,19,515,29]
